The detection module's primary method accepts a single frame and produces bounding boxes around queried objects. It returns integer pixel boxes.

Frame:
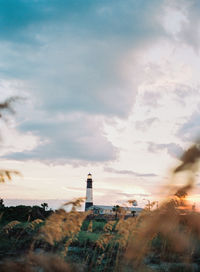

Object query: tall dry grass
[124,142,200,271]
[1,139,200,271]
[32,198,88,255]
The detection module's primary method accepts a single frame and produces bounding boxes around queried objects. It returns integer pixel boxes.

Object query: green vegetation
[0,203,52,224]
[1,202,200,271]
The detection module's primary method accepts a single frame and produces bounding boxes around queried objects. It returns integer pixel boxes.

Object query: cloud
[0,0,171,163]
[177,110,200,141]
[141,91,162,108]
[135,117,159,131]
[0,121,39,156]
[104,167,157,177]
[5,114,117,163]
[116,192,150,198]
[176,0,200,51]
[147,142,184,158]
[0,0,167,117]
[93,187,150,206]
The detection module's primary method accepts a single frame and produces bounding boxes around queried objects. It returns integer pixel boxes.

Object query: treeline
[0,201,53,223]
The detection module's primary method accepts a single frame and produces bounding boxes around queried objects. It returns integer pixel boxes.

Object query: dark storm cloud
[104,167,157,177]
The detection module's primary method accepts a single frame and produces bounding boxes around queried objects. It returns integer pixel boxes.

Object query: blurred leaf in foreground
[0,97,22,183]
[0,96,21,119]
[0,170,21,183]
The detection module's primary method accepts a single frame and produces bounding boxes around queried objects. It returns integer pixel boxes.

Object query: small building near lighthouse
[89,205,142,216]
[84,173,142,215]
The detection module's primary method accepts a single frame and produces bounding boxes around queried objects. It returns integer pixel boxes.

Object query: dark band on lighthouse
[85,173,93,211]
[87,179,92,188]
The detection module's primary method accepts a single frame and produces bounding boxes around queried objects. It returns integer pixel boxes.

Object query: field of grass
[1,142,200,271]
[1,203,200,272]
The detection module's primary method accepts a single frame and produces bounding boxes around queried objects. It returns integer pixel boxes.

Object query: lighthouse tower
[85,173,93,211]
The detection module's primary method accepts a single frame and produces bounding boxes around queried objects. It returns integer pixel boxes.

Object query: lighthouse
[85,173,93,211]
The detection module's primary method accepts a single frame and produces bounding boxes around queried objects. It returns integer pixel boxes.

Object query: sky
[1,0,200,209]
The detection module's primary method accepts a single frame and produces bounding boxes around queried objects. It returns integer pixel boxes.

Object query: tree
[41,203,48,211]
[0,198,4,208]
[128,199,138,206]
[112,205,124,219]
[131,210,136,217]
[144,200,158,211]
